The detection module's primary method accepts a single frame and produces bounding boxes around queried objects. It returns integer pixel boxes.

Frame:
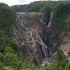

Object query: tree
[11,60,24,70]
[0,53,4,62]
[56,49,63,62]
[0,62,4,70]
[64,61,70,70]
[4,53,18,65]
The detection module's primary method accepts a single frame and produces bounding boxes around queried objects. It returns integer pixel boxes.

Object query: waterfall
[20,20,24,27]
[48,16,52,27]
[44,14,52,43]
[39,42,48,57]
[16,12,49,58]
[45,31,48,42]
[29,31,34,41]
[30,31,32,37]
[42,45,48,57]
[17,14,34,35]
[41,14,53,57]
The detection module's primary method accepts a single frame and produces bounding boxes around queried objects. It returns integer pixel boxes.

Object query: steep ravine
[13,12,50,64]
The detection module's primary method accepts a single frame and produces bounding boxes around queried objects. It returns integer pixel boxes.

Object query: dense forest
[11,1,69,12]
[0,1,70,70]
[0,3,24,70]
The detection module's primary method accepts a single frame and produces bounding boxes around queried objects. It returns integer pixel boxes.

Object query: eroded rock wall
[13,12,48,64]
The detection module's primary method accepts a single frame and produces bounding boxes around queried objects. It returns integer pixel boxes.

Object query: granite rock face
[12,12,70,65]
[47,16,70,61]
[13,12,49,64]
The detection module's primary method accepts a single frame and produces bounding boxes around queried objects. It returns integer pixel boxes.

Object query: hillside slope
[47,3,70,60]
[11,1,70,12]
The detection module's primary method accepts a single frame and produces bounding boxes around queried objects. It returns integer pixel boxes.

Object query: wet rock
[13,12,47,64]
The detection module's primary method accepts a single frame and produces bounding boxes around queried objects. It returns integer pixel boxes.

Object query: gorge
[1,2,70,70]
[13,12,52,64]
[13,11,70,65]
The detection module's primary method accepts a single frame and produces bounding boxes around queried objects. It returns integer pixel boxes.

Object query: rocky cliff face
[60,22,70,60]
[47,17,70,61]
[13,12,70,64]
[13,12,49,64]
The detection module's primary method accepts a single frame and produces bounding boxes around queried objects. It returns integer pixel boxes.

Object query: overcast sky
[0,0,38,6]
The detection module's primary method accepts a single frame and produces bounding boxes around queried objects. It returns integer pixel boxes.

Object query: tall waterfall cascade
[48,16,52,27]
[29,31,34,41]
[39,42,48,57]
[13,12,51,64]
[45,13,53,43]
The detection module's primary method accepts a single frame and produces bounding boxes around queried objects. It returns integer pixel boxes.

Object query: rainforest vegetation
[0,1,70,70]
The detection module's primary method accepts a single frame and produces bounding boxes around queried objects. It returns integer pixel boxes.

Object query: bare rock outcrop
[13,12,48,64]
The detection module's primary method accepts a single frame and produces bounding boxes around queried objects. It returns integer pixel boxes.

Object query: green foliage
[4,36,17,51]
[64,61,70,70]
[0,59,70,70]
[0,35,17,53]
[11,60,24,70]
[54,3,70,18]
[52,3,70,32]
[46,64,59,70]
[43,6,51,25]
[0,2,70,70]
[0,53,4,62]
[56,49,63,61]
[0,3,17,54]
[4,47,15,54]
[0,37,5,53]
[0,3,16,36]
[48,2,70,45]
[11,1,57,12]
[27,63,36,70]
[0,62,4,70]
[11,1,70,13]
[4,53,18,65]
[59,59,69,67]
[0,30,4,37]
[0,3,22,69]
